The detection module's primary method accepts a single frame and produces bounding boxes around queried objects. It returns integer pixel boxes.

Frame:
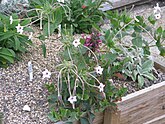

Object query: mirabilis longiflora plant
[46,26,126,123]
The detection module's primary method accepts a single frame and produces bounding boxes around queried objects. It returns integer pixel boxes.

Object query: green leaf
[0,32,14,41]
[80,117,90,124]
[102,53,117,64]
[48,113,57,122]
[21,19,31,26]
[142,60,153,72]
[138,75,144,87]
[43,22,57,36]
[0,48,15,63]
[41,42,46,58]
[148,15,156,25]
[132,37,143,47]
[142,73,156,80]
[156,27,163,34]
[159,47,165,56]
[14,36,20,51]
[132,70,138,81]
[53,7,63,24]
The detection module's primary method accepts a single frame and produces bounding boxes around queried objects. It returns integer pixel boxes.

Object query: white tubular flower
[154,13,161,20]
[57,0,64,3]
[134,16,139,22]
[58,24,61,37]
[28,32,33,40]
[10,16,13,24]
[16,24,24,34]
[42,69,51,79]
[95,65,103,75]
[61,0,64,3]
[154,3,161,14]
[73,39,81,47]
[98,83,105,92]
[68,95,77,104]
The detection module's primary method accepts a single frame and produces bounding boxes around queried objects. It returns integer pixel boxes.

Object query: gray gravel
[0,4,165,124]
[0,26,61,124]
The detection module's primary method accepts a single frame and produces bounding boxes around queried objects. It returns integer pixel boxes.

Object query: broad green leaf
[159,47,165,56]
[21,19,31,26]
[142,60,153,72]
[53,7,63,24]
[156,27,163,34]
[0,48,15,63]
[102,53,117,64]
[80,117,90,124]
[132,37,142,47]
[137,65,142,74]
[148,15,156,25]
[0,32,14,41]
[43,22,57,36]
[14,36,20,51]
[138,75,144,88]
[142,73,156,80]
[132,70,138,81]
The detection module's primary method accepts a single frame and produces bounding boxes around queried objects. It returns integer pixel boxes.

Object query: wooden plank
[143,114,165,124]
[104,107,120,124]
[116,81,165,124]
[93,112,104,124]
[100,0,153,11]
[112,0,153,9]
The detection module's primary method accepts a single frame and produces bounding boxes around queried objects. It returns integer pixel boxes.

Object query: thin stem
[24,18,41,27]
[67,72,72,96]
[82,45,99,65]
[112,19,134,41]
[138,25,156,45]
[67,48,73,62]
[57,67,66,96]
[48,15,50,37]
[148,44,165,47]
[87,73,101,84]
[70,69,85,99]
[40,12,43,29]
[26,8,42,13]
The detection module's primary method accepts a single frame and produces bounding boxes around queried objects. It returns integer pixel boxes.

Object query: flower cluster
[154,3,161,20]
[82,32,102,52]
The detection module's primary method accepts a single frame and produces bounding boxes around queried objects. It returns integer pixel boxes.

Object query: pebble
[23,105,31,112]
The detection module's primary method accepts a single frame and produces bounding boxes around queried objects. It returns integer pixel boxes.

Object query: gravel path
[0,4,165,124]
[0,26,61,124]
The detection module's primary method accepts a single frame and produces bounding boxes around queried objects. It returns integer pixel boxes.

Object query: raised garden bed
[104,60,165,124]
[71,60,165,124]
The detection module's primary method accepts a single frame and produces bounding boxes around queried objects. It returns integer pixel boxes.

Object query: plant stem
[112,19,134,41]
[82,45,99,65]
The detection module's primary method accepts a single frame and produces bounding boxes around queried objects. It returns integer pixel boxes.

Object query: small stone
[23,105,31,112]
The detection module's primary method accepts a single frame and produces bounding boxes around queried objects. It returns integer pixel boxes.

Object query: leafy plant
[121,46,156,87]
[46,27,126,123]
[102,9,165,87]
[61,0,110,33]
[29,0,67,37]
[0,13,32,67]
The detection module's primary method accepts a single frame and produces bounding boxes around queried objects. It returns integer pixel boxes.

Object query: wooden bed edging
[103,59,165,124]
[100,0,153,11]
